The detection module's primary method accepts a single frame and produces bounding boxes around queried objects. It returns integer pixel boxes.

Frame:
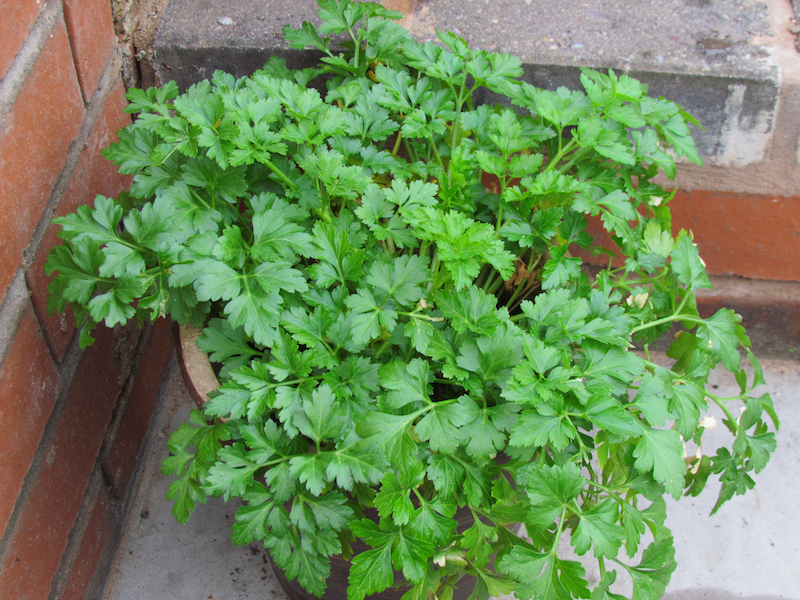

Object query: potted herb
[45,1,779,599]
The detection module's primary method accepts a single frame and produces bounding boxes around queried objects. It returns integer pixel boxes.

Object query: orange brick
[577,191,800,282]
[27,81,133,361]
[0,306,60,537]
[0,324,134,599]
[0,21,84,306]
[671,191,800,281]
[0,0,44,78]
[59,484,115,600]
[64,0,118,101]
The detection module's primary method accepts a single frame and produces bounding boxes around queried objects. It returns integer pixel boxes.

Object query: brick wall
[0,2,173,599]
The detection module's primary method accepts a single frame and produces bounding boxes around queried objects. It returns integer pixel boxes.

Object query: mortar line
[0,322,141,570]
[46,469,108,600]
[45,320,160,600]
[83,355,178,600]
[98,322,156,496]
[0,0,62,120]
[20,48,125,278]
[0,271,32,368]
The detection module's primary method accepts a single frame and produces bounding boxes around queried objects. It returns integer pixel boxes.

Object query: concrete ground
[100,355,800,600]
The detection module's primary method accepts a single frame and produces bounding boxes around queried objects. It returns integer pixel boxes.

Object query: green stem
[392,131,403,157]
[545,139,578,172]
[486,274,507,296]
[403,137,418,162]
[631,313,704,334]
[348,28,361,72]
[430,139,445,170]
[482,270,499,292]
[399,312,443,322]
[706,390,740,431]
[556,147,591,174]
[263,158,297,190]
[585,480,629,507]
[374,340,392,358]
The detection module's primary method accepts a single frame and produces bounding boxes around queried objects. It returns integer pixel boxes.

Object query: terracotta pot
[175,323,518,600]
[173,322,220,408]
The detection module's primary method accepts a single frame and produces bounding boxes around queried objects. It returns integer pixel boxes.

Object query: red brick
[670,191,800,281]
[0,306,60,537]
[27,81,133,361]
[103,319,174,496]
[0,323,136,600]
[63,0,118,101]
[0,0,44,79]
[59,484,115,600]
[577,191,800,282]
[0,22,84,307]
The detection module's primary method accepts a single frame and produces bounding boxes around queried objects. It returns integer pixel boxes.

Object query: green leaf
[518,462,584,529]
[283,546,332,598]
[366,254,429,307]
[357,410,421,469]
[670,231,711,291]
[325,444,385,490]
[572,500,623,558]
[433,286,501,336]
[460,406,508,459]
[203,442,262,501]
[283,21,330,52]
[414,399,471,454]
[288,453,331,496]
[346,287,398,345]
[510,403,577,451]
[223,277,281,347]
[87,275,146,327]
[165,463,207,524]
[631,373,672,427]
[461,517,498,568]
[252,209,314,261]
[633,428,686,499]
[374,472,417,526]
[584,395,642,438]
[379,358,432,410]
[696,308,741,370]
[309,222,365,287]
[499,546,590,600]
[181,157,248,204]
[542,246,583,290]
[231,483,277,544]
[392,529,435,583]
[348,543,394,600]
[411,208,514,288]
[294,384,348,444]
[426,453,464,496]
[619,534,677,600]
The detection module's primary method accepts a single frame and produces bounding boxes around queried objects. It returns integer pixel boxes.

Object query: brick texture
[0,0,43,78]
[0,306,60,537]
[27,81,133,361]
[670,191,800,281]
[580,191,800,281]
[102,319,174,496]
[0,324,135,599]
[0,21,84,307]
[63,0,118,101]
[59,484,115,600]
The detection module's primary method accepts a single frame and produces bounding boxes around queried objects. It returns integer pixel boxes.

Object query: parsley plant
[45,2,778,599]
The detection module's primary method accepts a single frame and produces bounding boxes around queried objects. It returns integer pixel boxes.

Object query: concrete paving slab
[101,360,285,600]
[154,0,781,167]
[101,355,800,600]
